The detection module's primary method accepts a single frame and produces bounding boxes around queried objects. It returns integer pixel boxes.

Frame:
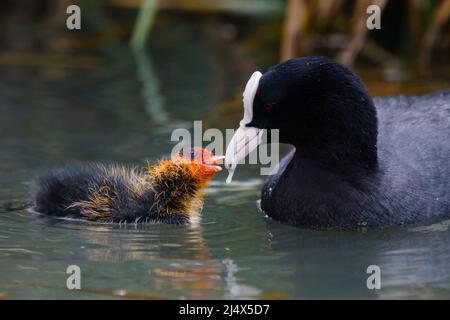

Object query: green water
[1,22,450,300]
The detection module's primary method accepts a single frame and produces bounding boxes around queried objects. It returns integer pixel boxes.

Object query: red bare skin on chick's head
[173,147,223,182]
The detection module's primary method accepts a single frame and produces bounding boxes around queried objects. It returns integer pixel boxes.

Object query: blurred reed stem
[130,0,159,51]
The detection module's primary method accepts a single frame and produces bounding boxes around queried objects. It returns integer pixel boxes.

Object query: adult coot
[225,57,449,228]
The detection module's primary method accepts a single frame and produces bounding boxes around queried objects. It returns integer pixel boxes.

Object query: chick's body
[29,149,222,224]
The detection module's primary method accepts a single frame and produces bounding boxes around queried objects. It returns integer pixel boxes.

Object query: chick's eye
[190,150,197,159]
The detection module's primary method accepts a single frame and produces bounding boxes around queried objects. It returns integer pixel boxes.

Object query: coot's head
[225,56,378,175]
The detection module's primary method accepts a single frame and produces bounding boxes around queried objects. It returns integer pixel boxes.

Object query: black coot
[225,57,450,228]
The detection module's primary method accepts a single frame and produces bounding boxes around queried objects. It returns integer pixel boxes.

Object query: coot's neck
[291,87,379,173]
[292,139,378,175]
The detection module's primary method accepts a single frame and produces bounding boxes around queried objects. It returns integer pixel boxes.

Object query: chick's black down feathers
[29,163,201,224]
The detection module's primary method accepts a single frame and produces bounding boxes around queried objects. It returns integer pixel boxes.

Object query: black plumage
[248,57,450,228]
[29,161,206,225]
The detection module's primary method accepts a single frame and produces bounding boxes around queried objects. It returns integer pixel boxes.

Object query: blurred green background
[1,0,449,93]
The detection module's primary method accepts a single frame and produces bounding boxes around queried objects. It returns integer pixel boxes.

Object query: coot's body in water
[29,148,223,224]
[225,57,449,228]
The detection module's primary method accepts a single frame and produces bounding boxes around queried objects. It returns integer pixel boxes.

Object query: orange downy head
[172,147,224,184]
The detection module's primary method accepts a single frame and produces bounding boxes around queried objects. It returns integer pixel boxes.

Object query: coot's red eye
[265,102,274,110]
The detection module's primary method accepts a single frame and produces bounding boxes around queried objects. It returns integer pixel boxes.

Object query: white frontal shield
[225,71,263,183]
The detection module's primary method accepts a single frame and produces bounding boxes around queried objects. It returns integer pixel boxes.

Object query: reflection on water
[1,19,450,300]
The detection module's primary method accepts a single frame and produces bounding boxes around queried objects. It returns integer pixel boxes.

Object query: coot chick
[29,148,223,224]
[225,56,450,228]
